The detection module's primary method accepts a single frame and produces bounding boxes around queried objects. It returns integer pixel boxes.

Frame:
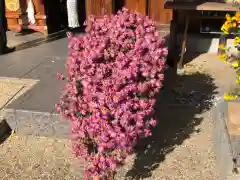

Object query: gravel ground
[0,53,237,180]
[0,136,84,180]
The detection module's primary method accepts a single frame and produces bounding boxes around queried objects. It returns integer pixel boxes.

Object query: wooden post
[5,0,24,32]
[167,9,178,68]
[148,0,172,26]
[218,34,227,55]
[177,12,189,70]
[125,0,147,15]
[85,0,113,20]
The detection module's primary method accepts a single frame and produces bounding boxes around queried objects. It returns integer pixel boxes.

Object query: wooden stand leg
[218,34,227,55]
[167,10,178,68]
[177,13,189,70]
[43,27,48,37]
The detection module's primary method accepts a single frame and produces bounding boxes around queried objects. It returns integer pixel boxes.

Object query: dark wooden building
[85,0,173,26]
[5,0,173,36]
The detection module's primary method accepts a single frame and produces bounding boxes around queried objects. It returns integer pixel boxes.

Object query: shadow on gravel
[0,119,12,145]
[125,67,218,179]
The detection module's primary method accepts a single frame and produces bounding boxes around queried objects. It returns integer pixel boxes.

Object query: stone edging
[214,99,240,179]
[0,109,69,138]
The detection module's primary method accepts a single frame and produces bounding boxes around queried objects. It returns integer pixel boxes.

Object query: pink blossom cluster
[57,8,167,180]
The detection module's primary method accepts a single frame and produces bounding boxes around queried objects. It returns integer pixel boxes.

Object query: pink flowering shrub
[57,8,167,180]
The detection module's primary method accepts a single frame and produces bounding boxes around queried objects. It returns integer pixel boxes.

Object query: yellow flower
[236,78,240,84]
[222,23,228,29]
[224,93,238,100]
[226,14,232,21]
[232,61,240,68]
[234,38,240,46]
[235,36,240,40]
[232,16,237,21]
[219,44,224,48]
[221,24,230,34]
[236,12,240,18]
[232,22,237,28]
[218,44,227,50]
[8,130,15,140]
[223,31,229,35]
[218,53,228,60]
[236,74,240,84]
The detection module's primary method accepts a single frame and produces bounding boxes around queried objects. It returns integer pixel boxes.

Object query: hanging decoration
[5,0,20,11]
[26,0,36,24]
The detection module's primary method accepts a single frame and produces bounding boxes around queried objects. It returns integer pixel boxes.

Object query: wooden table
[165,1,239,70]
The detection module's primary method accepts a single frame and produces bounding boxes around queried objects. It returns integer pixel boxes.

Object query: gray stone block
[15,110,37,135]
[51,113,69,138]
[33,111,55,137]
[214,99,240,180]
[0,109,17,128]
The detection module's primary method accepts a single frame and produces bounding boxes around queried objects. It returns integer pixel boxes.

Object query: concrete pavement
[0,37,69,138]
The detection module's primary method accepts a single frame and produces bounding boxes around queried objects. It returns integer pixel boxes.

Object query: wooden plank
[218,35,227,55]
[125,0,147,15]
[149,0,172,25]
[165,2,239,11]
[86,0,113,19]
[197,2,239,11]
[105,0,113,15]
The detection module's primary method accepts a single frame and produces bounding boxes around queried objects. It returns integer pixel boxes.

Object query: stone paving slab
[0,77,39,109]
[0,82,23,109]
[0,38,67,112]
[7,31,44,48]
[4,58,66,112]
[7,30,67,53]
[0,38,68,139]
[0,52,50,78]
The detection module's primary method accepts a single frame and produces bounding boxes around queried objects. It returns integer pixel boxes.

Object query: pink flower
[149,119,157,127]
[55,104,61,112]
[57,73,64,80]
[144,129,152,137]
[58,7,166,180]
[109,160,117,170]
